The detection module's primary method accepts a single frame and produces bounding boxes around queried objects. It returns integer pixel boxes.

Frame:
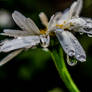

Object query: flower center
[56,21,73,30]
[40,29,46,34]
[56,24,64,28]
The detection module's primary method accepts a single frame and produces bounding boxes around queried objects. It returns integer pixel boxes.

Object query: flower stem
[50,47,80,92]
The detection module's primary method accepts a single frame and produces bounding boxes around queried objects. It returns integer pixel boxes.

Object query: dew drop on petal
[88,34,92,37]
[76,55,86,62]
[68,50,75,56]
[67,55,77,66]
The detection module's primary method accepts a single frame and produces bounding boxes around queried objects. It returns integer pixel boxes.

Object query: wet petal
[48,12,62,32]
[57,0,83,25]
[39,12,48,28]
[1,29,31,37]
[56,30,86,62]
[82,18,92,35]
[69,1,77,18]
[57,9,70,24]
[74,0,83,17]
[71,18,92,35]
[48,15,56,32]
[12,11,40,35]
[0,49,23,66]
[67,31,86,62]
[53,12,62,21]
[25,18,40,35]
[74,28,92,35]
[0,36,40,52]
[69,18,86,28]
[69,0,83,18]
[55,29,75,56]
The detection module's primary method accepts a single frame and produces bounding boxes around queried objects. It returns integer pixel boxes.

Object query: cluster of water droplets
[79,32,92,37]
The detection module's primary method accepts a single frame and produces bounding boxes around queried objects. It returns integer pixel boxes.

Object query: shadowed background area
[0,0,92,92]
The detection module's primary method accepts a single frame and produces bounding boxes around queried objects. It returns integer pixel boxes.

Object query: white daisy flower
[0,0,92,66]
[50,0,92,64]
[0,11,50,66]
[39,0,92,65]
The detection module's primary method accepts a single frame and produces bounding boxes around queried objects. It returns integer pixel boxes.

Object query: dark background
[0,0,92,92]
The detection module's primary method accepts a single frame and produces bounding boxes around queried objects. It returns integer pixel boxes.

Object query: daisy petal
[56,30,86,62]
[69,0,83,17]
[0,49,23,66]
[71,18,92,35]
[55,29,75,57]
[69,1,77,18]
[48,15,56,32]
[57,9,70,24]
[25,18,40,35]
[39,12,48,28]
[0,36,40,52]
[67,31,86,62]
[1,29,31,37]
[82,18,92,35]
[48,12,62,32]
[12,11,40,35]
[75,0,83,17]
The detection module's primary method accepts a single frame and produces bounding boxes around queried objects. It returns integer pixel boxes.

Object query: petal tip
[76,55,86,62]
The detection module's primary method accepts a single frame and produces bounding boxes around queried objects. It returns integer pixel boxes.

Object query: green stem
[49,47,80,92]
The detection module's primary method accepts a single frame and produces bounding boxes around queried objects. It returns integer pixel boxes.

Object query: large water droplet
[88,34,92,37]
[67,55,77,66]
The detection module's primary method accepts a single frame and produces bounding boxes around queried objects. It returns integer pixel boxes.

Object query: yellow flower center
[56,21,73,30]
[40,29,55,36]
[56,24,64,28]
[40,29,46,34]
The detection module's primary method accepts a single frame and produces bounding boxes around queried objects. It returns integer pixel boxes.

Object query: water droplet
[88,34,92,37]
[76,55,86,62]
[79,32,83,35]
[42,48,49,52]
[68,50,75,56]
[67,55,77,66]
